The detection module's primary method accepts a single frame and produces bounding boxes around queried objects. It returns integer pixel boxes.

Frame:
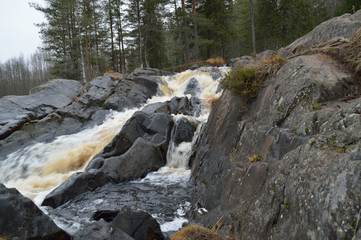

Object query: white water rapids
[0,67,228,234]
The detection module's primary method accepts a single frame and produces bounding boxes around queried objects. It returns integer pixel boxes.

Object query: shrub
[171,224,222,240]
[248,154,261,162]
[312,102,323,110]
[222,55,284,98]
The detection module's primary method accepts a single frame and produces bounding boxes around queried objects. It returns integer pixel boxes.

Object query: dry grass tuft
[205,96,220,108]
[206,57,226,66]
[171,224,222,240]
[103,69,114,76]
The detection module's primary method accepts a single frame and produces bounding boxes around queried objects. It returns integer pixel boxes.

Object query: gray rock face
[0,184,70,240]
[190,33,361,240]
[279,10,361,56]
[0,79,82,157]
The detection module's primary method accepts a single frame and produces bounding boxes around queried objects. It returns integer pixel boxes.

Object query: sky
[0,0,46,63]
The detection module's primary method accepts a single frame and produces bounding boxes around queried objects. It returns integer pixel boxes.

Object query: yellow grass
[171,224,222,240]
[206,57,226,66]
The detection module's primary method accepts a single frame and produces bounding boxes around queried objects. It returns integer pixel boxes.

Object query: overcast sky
[0,0,46,63]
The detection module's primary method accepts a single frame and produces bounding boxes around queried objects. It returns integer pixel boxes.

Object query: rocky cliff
[189,10,361,240]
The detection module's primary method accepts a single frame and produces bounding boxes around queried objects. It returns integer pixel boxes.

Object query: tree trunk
[192,0,199,60]
[136,0,143,67]
[79,30,86,83]
[181,0,189,62]
[118,5,126,74]
[83,0,91,80]
[109,0,115,70]
[249,0,256,54]
[174,0,183,63]
[92,0,100,72]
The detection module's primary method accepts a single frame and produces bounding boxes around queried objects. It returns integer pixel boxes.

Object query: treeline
[0,50,51,97]
[1,0,359,98]
[30,0,359,82]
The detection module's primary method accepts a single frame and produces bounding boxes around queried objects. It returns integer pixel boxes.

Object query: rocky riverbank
[0,10,360,240]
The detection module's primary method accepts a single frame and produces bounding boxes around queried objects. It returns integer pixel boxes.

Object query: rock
[190,43,361,239]
[92,210,120,222]
[103,79,156,111]
[141,96,201,117]
[0,79,82,157]
[112,207,165,240]
[91,111,173,160]
[171,117,197,146]
[42,171,112,208]
[0,69,165,162]
[184,78,201,96]
[132,67,174,77]
[73,219,134,240]
[43,111,174,208]
[96,138,166,182]
[226,56,254,69]
[278,10,361,56]
[0,184,70,239]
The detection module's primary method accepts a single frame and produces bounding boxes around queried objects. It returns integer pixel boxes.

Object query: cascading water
[0,66,229,236]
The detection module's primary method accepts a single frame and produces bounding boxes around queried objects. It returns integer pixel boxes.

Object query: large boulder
[0,184,70,239]
[279,10,361,56]
[112,207,165,240]
[41,171,112,209]
[73,219,134,240]
[190,51,361,239]
[75,207,165,240]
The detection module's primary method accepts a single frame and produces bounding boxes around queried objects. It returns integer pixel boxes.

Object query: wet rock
[0,184,70,240]
[0,69,167,161]
[42,171,112,208]
[278,10,361,56]
[171,117,197,145]
[0,79,82,157]
[93,111,173,160]
[97,138,166,182]
[92,210,120,222]
[73,219,134,240]
[103,79,156,111]
[142,96,201,117]
[112,207,165,240]
[184,78,200,96]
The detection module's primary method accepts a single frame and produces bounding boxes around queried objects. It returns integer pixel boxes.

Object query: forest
[0,0,360,97]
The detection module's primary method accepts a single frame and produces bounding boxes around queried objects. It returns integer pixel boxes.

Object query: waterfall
[0,67,228,206]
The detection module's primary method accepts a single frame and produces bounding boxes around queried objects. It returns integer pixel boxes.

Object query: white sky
[0,0,46,63]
